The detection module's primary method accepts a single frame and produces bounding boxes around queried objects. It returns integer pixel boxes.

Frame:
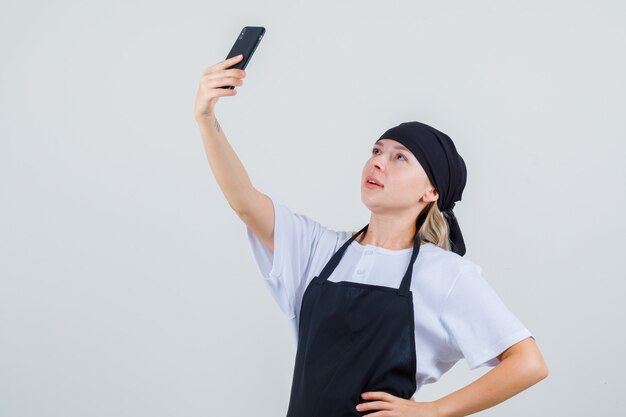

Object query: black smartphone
[219,26,265,89]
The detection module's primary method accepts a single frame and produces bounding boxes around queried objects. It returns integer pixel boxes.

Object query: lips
[365,175,384,188]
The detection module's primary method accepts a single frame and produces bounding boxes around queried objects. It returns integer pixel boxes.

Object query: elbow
[536,361,549,381]
[528,356,549,383]
[504,349,549,384]
[498,337,549,386]
[516,336,549,382]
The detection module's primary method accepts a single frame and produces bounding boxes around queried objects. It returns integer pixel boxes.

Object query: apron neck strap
[317,224,421,294]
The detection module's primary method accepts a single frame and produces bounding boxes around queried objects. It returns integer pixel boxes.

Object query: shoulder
[271,197,347,254]
[420,243,480,275]
[403,242,482,305]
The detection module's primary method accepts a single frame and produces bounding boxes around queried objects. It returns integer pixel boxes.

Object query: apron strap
[317,223,421,296]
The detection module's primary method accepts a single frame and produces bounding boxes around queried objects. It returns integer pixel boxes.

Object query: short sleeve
[245,194,329,320]
[439,265,534,370]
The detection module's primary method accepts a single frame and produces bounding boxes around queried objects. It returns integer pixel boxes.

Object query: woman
[194,54,549,417]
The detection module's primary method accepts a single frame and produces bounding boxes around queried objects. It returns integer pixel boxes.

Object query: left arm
[433,336,548,417]
[357,337,548,416]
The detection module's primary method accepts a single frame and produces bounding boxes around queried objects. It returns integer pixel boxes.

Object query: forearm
[433,355,548,417]
[196,113,256,213]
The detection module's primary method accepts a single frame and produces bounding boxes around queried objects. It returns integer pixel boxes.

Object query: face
[361,138,439,214]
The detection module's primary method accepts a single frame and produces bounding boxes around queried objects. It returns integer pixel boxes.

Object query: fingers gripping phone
[219,26,265,89]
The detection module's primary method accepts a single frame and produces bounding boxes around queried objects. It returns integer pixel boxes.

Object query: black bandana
[376,121,468,256]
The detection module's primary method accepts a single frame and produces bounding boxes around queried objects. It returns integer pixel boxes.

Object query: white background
[1,0,624,416]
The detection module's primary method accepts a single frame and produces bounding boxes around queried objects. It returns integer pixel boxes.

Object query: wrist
[195,113,214,125]
[196,114,220,134]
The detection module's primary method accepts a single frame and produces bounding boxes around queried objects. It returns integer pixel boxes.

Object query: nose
[372,157,384,171]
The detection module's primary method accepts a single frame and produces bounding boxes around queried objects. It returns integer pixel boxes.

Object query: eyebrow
[373,142,409,151]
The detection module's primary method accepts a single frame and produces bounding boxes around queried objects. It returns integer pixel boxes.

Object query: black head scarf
[376,121,468,256]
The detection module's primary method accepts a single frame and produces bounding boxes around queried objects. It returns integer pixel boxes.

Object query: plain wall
[1,0,624,416]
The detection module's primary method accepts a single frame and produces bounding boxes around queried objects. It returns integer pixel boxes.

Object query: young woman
[194,54,548,417]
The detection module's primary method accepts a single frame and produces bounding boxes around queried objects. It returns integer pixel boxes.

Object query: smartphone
[219,26,265,89]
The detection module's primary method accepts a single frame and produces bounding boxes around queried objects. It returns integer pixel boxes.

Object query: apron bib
[285,223,420,416]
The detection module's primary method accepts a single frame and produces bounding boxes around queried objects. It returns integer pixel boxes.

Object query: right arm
[194,55,274,253]
[196,114,275,253]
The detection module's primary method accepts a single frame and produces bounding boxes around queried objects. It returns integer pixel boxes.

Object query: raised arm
[193,54,275,253]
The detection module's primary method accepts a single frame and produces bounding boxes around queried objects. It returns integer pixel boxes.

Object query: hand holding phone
[219,26,265,89]
[193,26,265,121]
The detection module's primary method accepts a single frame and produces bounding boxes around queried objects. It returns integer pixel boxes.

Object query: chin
[361,196,384,212]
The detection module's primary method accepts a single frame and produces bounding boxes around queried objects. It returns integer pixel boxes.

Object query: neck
[353,224,427,250]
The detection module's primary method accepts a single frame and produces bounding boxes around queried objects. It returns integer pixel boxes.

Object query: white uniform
[245,194,534,392]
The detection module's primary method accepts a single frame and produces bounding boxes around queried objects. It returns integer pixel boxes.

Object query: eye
[371,148,408,161]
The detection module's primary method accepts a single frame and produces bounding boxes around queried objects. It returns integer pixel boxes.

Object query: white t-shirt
[245,194,534,392]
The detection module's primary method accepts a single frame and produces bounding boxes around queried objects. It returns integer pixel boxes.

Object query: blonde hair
[417,201,451,251]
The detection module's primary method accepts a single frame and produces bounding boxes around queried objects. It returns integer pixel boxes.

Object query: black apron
[285,223,420,417]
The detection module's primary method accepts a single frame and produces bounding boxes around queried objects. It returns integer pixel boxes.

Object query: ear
[424,187,439,204]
